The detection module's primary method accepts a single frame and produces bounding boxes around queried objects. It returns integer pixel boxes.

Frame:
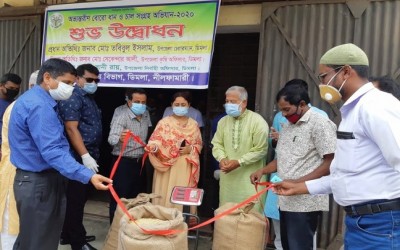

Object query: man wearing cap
[274,43,400,249]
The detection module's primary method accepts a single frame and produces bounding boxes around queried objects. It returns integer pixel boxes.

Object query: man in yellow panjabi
[0,101,18,250]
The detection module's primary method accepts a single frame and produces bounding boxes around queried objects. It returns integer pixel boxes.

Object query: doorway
[93,32,260,218]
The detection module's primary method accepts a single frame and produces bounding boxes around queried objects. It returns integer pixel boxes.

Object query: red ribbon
[108,131,274,235]
[109,182,273,235]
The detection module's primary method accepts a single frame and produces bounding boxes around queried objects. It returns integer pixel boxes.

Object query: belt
[112,155,142,160]
[17,168,57,174]
[344,198,400,216]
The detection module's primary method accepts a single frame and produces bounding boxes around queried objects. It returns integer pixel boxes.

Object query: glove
[81,153,99,173]
[213,170,220,180]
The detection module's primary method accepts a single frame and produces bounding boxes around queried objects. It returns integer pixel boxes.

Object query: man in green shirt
[211,86,269,209]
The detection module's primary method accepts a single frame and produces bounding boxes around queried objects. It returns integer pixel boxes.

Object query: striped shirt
[108,105,151,158]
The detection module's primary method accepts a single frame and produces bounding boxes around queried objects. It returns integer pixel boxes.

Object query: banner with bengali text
[42,0,220,89]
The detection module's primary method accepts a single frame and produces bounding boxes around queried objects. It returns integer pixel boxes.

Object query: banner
[42,0,220,89]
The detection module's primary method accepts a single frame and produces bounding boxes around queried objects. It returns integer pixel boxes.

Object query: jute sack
[118,204,188,250]
[103,193,161,250]
[212,202,268,250]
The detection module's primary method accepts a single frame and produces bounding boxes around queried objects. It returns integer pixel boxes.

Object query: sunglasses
[82,77,100,84]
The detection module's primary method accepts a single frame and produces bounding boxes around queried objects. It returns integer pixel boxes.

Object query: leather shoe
[60,235,96,245]
[80,242,97,250]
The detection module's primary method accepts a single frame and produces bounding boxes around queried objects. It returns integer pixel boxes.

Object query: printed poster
[42,0,220,89]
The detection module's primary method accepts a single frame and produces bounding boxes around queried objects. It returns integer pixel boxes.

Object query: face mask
[131,103,146,115]
[173,106,189,116]
[83,82,97,94]
[224,102,242,117]
[285,107,302,124]
[319,68,347,104]
[5,88,19,100]
[49,80,74,101]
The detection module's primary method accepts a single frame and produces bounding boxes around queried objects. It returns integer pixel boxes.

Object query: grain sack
[103,193,161,250]
[118,204,188,250]
[212,202,268,250]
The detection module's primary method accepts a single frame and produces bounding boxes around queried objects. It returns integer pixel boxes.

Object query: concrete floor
[57,200,213,250]
[3,199,343,250]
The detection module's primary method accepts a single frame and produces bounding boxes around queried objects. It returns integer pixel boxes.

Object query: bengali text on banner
[42,0,220,89]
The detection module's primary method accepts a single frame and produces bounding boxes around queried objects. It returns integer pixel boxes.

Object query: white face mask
[49,80,74,101]
[319,67,347,104]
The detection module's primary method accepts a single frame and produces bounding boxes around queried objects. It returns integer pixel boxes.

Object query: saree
[148,116,202,213]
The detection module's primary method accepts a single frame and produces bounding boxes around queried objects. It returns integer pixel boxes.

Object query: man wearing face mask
[107,88,151,223]
[58,64,102,250]
[273,43,400,249]
[8,58,111,250]
[0,73,22,158]
[250,83,336,250]
[211,86,269,211]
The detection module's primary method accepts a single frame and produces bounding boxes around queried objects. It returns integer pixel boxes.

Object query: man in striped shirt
[107,88,151,223]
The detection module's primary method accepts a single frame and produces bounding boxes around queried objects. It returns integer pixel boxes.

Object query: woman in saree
[146,92,202,215]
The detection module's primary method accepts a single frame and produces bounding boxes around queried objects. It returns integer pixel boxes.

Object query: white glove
[213,170,220,180]
[81,153,99,173]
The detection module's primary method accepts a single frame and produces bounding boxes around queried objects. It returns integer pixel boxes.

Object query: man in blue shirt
[58,64,102,250]
[0,73,21,157]
[9,58,111,250]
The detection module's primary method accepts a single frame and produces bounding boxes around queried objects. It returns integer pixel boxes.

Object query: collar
[341,82,375,110]
[34,85,57,108]
[234,109,249,120]
[123,104,136,120]
[298,109,312,123]
[74,85,90,96]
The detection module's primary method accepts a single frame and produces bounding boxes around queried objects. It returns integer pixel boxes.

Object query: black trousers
[13,169,67,250]
[109,156,142,223]
[280,210,321,250]
[61,179,90,249]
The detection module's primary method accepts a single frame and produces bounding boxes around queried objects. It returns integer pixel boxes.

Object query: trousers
[61,179,90,249]
[13,169,67,250]
[280,210,321,250]
[1,194,17,250]
[344,210,400,249]
[109,156,143,223]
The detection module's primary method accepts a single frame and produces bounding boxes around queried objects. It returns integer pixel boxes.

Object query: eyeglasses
[82,77,100,84]
[317,66,343,82]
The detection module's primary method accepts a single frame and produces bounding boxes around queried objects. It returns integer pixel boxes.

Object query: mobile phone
[270,175,282,183]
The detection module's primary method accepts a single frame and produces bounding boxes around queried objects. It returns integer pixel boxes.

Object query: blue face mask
[173,106,189,116]
[83,82,97,94]
[131,103,147,115]
[224,102,242,117]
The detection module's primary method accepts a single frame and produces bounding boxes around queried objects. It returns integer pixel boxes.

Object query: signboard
[42,0,220,89]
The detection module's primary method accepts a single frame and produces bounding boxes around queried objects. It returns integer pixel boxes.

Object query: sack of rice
[212,202,268,250]
[118,204,188,250]
[103,193,161,250]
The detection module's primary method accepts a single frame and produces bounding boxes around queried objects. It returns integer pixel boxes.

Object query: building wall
[0,15,41,91]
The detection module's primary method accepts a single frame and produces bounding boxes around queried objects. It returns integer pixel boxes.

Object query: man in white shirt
[274,43,400,249]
